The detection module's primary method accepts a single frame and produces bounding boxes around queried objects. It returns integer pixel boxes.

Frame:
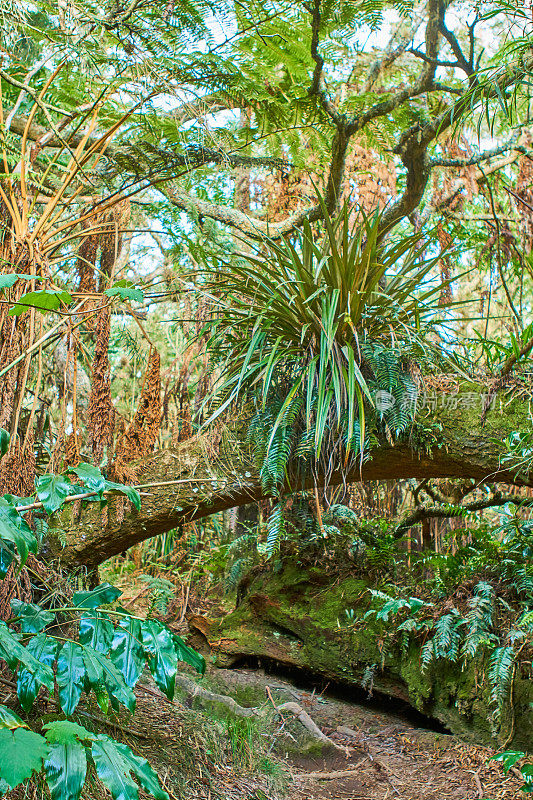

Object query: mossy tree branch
[48,385,533,569]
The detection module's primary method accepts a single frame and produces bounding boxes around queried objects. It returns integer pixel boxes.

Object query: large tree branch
[50,383,532,569]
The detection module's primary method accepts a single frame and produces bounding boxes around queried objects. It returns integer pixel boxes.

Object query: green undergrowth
[210,511,533,749]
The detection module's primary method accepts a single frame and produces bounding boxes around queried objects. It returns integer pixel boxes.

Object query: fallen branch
[277,701,347,752]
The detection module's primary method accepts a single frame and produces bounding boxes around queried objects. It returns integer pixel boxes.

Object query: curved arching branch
[49,384,532,569]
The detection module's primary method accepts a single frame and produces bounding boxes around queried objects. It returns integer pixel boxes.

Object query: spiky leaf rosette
[202,203,454,490]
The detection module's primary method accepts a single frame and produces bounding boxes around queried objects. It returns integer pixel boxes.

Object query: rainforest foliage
[1,0,533,796]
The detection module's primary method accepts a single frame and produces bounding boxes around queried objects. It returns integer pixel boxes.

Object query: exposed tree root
[174,675,257,717]
[276,701,346,751]
[173,675,346,750]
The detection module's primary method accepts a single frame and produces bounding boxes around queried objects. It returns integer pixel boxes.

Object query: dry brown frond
[87,304,114,463]
[115,346,162,465]
[0,432,36,498]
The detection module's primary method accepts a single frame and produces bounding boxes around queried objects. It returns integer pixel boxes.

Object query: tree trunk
[47,385,531,569]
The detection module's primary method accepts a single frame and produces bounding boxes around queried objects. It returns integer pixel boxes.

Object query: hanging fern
[266,501,286,556]
[421,611,464,671]
[225,557,251,592]
[488,646,516,719]
[461,581,496,659]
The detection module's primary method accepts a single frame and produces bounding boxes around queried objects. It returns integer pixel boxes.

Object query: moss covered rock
[191,561,533,749]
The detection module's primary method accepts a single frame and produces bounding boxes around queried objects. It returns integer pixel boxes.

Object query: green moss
[214,562,533,749]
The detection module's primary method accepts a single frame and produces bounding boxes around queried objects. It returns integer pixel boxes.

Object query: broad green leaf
[173,634,205,675]
[17,634,57,712]
[44,725,88,800]
[82,646,136,713]
[0,429,9,456]
[0,727,49,788]
[91,735,168,800]
[0,705,26,729]
[57,642,86,715]
[0,274,39,290]
[0,498,38,564]
[9,289,73,316]
[0,541,14,578]
[104,280,144,303]
[141,620,177,699]
[68,464,106,495]
[35,474,72,514]
[104,481,141,511]
[79,611,114,654]
[11,599,55,633]
[111,617,144,687]
[73,583,122,609]
[0,622,54,692]
[490,750,526,772]
[43,720,95,744]
[81,645,109,713]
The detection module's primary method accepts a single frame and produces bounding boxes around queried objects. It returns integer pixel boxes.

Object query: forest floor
[189,666,524,800]
[83,567,527,800]
[34,663,521,800]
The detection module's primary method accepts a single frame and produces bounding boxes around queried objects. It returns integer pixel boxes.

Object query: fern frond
[488,646,515,719]
[462,582,496,659]
[266,501,286,556]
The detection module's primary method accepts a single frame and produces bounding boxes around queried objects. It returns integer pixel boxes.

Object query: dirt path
[39,661,521,800]
[211,667,523,800]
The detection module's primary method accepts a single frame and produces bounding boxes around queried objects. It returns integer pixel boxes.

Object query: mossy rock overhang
[189,561,533,750]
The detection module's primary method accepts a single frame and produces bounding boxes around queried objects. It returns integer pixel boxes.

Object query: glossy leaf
[68,464,106,496]
[0,498,38,564]
[17,634,57,712]
[35,474,73,514]
[57,642,86,715]
[104,481,141,511]
[0,622,54,692]
[0,541,14,579]
[79,611,114,654]
[91,735,168,800]
[0,728,49,789]
[173,634,205,675]
[0,705,26,729]
[43,722,93,800]
[140,620,177,699]
[73,583,122,609]
[82,646,136,713]
[11,599,55,633]
[490,750,526,772]
[0,428,9,456]
[111,617,144,688]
